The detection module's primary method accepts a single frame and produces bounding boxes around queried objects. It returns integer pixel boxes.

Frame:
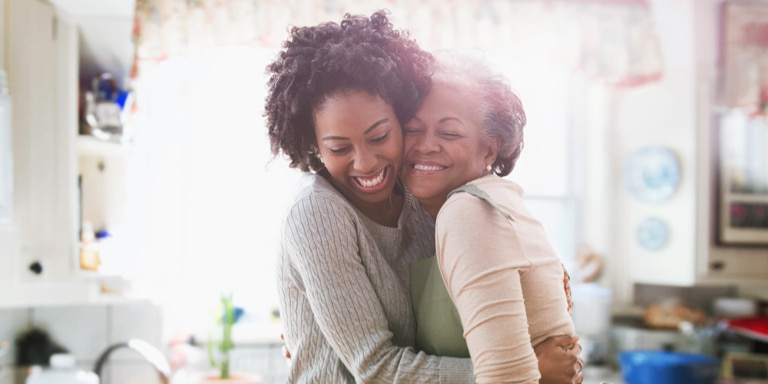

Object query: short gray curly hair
[430,52,526,177]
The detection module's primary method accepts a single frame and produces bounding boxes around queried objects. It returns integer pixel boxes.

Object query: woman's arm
[283,193,474,384]
[436,195,538,383]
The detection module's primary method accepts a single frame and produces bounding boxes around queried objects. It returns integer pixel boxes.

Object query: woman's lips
[409,161,447,174]
[352,167,389,192]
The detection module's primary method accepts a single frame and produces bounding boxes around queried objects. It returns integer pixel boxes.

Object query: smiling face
[313,89,403,212]
[401,82,498,218]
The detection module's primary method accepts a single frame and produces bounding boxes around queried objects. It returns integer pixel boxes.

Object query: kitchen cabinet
[690,0,768,285]
[0,0,124,307]
[609,0,768,297]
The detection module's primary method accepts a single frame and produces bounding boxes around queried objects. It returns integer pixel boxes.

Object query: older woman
[401,54,578,384]
[266,11,582,384]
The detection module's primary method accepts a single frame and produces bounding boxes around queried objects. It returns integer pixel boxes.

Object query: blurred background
[1,0,767,383]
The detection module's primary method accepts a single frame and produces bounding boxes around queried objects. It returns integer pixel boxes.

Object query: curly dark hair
[264,11,434,172]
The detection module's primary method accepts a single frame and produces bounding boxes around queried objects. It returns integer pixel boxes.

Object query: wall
[0,303,289,384]
[0,0,15,315]
[77,15,134,88]
[602,0,768,306]
[1,0,7,72]
[600,0,699,304]
[46,0,135,88]
[0,303,163,384]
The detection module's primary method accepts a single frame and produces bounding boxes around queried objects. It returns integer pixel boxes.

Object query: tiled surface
[229,344,290,384]
[108,302,163,362]
[0,308,30,366]
[31,305,109,363]
[7,303,290,384]
[0,308,30,384]
[109,361,165,384]
[0,367,22,384]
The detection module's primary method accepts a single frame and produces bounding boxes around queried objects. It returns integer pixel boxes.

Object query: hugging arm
[535,335,583,384]
[436,196,580,384]
[283,194,474,384]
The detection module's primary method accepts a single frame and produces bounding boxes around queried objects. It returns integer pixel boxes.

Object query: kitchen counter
[582,366,625,384]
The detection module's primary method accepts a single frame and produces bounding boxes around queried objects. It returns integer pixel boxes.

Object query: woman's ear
[485,138,501,167]
[314,146,324,165]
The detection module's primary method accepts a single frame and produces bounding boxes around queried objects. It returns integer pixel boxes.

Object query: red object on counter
[723,316,768,343]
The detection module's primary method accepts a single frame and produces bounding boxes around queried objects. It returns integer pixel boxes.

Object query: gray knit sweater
[277,173,475,383]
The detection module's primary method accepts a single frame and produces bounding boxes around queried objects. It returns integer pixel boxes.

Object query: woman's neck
[321,171,405,227]
[419,196,447,221]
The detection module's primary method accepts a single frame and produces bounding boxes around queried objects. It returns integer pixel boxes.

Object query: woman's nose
[411,133,440,154]
[353,149,377,173]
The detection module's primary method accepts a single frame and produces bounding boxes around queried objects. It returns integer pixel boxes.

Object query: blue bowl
[619,351,720,384]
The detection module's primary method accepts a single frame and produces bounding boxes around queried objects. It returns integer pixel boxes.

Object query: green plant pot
[195,372,262,384]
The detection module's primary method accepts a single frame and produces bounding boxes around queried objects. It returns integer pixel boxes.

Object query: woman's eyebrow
[321,118,390,141]
[364,118,390,134]
[439,117,463,124]
[321,135,349,141]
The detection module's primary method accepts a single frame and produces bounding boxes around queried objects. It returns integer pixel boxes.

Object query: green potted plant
[200,294,260,384]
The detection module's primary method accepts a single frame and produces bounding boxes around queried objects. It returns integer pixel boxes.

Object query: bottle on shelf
[79,222,101,271]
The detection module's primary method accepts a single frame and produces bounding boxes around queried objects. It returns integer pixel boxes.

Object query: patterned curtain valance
[134,0,663,86]
[721,2,768,109]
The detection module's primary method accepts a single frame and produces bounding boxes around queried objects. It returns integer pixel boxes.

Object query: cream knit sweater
[277,173,475,383]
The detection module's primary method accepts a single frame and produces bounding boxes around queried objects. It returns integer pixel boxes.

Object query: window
[488,53,584,271]
[123,47,585,341]
[123,47,300,339]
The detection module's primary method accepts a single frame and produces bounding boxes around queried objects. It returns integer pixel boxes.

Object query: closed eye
[328,147,351,154]
[441,132,461,138]
[370,132,389,143]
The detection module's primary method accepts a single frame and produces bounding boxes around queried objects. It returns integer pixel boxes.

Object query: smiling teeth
[356,169,385,188]
[413,164,445,171]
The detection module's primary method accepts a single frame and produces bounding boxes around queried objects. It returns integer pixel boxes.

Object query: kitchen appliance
[722,351,768,381]
[25,354,98,384]
[571,283,613,364]
[94,339,170,384]
[619,350,720,384]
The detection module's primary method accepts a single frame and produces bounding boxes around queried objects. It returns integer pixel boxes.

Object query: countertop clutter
[583,365,626,384]
[580,290,768,384]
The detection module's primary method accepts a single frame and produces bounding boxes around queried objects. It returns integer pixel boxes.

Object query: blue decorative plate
[624,146,680,203]
[637,217,669,251]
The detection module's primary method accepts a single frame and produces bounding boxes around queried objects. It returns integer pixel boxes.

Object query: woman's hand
[534,334,583,384]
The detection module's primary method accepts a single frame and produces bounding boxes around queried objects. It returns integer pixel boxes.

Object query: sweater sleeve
[435,194,540,384]
[283,193,475,384]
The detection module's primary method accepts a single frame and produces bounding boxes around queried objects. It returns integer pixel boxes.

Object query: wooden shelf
[77,135,130,158]
[723,193,768,204]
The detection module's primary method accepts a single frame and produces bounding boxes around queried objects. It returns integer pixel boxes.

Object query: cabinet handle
[28,261,43,275]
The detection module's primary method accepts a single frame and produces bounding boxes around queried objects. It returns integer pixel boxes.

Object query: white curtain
[120,47,301,338]
[124,0,662,339]
[134,0,663,86]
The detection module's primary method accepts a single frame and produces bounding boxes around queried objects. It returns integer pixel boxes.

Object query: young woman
[266,11,582,383]
[401,54,578,384]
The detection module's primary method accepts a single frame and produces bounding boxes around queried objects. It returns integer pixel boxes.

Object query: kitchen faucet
[94,339,171,384]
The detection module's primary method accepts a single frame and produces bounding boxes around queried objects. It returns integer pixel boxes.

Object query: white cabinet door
[2,0,84,306]
[0,94,11,224]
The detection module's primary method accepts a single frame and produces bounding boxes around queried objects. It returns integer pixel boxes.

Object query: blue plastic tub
[619,351,720,384]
